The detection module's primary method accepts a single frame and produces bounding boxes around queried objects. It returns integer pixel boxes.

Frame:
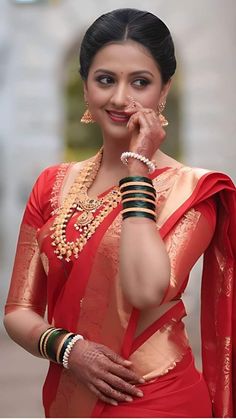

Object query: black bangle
[122,200,156,211]
[119,176,153,186]
[120,184,156,195]
[121,191,156,201]
[122,211,156,222]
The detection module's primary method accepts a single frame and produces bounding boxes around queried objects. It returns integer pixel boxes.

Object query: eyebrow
[94,69,154,77]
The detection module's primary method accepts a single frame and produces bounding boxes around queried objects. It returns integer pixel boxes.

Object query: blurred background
[0,0,236,416]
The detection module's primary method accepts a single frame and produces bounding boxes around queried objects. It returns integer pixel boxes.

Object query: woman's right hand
[68,339,145,406]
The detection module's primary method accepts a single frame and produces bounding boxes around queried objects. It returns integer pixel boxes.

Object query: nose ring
[128,96,137,108]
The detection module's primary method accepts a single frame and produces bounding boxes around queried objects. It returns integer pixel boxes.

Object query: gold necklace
[51,149,121,262]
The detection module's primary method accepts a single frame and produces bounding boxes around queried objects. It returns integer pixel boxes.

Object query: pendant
[74,211,94,232]
[77,198,102,212]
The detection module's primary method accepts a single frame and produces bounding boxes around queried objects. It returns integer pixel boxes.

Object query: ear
[159,79,172,104]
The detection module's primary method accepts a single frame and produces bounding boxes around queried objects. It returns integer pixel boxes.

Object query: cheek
[133,87,162,109]
[140,96,160,110]
[87,86,108,109]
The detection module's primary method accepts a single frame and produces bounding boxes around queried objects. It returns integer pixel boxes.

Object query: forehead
[88,40,160,75]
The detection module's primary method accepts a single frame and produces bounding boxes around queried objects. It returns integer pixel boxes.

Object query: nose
[110,82,129,109]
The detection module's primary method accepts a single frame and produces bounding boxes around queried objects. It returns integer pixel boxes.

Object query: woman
[4,8,236,418]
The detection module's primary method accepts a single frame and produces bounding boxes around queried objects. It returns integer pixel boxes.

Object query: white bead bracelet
[120,151,156,173]
[62,334,84,369]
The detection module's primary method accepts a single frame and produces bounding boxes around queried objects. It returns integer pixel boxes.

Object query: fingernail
[124,360,132,366]
[139,378,145,384]
[126,396,133,402]
[137,391,144,397]
[111,400,118,406]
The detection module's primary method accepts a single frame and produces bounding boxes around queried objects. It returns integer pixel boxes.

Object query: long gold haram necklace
[51,149,121,262]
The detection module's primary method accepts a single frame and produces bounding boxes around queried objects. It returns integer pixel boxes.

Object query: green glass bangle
[121,192,156,201]
[122,200,156,211]
[42,328,64,359]
[59,334,76,364]
[41,328,60,358]
[46,329,68,363]
[122,211,156,222]
[120,184,156,195]
[119,176,153,186]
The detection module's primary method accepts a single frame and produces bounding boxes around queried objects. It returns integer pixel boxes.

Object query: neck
[99,134,131,175]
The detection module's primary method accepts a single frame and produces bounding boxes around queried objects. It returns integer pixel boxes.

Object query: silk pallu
[6,164,236,417]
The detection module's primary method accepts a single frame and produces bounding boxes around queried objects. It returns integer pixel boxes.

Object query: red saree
[5,162,236,418]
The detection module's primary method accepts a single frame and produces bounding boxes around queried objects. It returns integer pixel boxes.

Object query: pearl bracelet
[62,334,84,369]
[120,152,156,174]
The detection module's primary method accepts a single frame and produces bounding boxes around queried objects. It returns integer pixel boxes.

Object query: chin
[102,124,131,142]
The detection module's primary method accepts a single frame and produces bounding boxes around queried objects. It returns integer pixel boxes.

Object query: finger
[139,107,159,120]
[126,112,138,131]
[142,110,166,135]
[95,378,134,403]
[144,110,159,121]
[105,373,144,398]
[88,383,118,406]
[103,347,132,367]
[125,97,145,115]
[130,111,151,132]
[127,97,155,114]
[108,361,145,384]
[140,111,155,128]
[127,111,148,132]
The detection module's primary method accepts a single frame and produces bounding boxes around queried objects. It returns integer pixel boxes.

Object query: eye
[96,75,115,85]
[132,78,150,88]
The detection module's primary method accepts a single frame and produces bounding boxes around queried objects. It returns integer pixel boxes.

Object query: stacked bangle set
[119,176,157,222]
[38,327,84,369]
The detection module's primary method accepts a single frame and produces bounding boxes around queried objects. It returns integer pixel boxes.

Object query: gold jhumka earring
[157,101,168,127]
[80,102,95,124]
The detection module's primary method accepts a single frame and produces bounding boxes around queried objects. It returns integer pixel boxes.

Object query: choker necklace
[51,148,121,262]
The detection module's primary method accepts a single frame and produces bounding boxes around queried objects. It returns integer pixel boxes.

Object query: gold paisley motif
[50,163,71,215]
[220,336,231,418]
[166,208,201,289]
[5,224,47,315]
[40,252,49,275]
[130,316,190,381]
[215,248,233,297]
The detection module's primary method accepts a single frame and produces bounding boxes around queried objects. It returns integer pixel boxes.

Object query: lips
[106,110,130,123]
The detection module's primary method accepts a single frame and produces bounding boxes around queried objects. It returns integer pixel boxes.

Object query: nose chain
[51,149,121,262]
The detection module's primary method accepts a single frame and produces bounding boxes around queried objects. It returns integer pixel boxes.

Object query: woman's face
[84,40,171,139]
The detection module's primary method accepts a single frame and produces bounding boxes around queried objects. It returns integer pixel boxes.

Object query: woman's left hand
[126,99,166,160]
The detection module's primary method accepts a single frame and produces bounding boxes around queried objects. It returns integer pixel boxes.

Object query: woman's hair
[79,8,176,84]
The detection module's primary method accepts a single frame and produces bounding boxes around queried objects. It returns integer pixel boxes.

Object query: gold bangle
[121,207,156,216]
[121,189,156,199]
[39,327,55,358]
[120,181,154,189]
